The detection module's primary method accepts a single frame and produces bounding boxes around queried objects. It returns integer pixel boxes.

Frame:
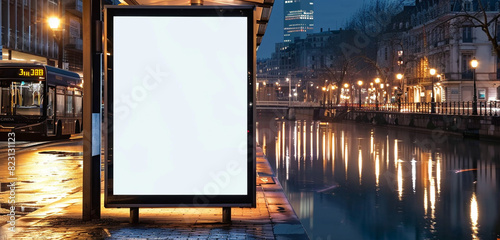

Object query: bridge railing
[256,101,320,108]
[256,100,500,116]
[346,101,500,116]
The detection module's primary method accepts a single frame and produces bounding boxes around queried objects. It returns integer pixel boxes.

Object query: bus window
[48,87,55,117]
[0,88,9,115]
[56,94,65,116]
[7,81,44,116]
[66,95,74,116]
[74,96,82,117]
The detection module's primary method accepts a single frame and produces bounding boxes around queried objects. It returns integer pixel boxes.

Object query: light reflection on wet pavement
[257,116,500,240]
[0,139,82,222]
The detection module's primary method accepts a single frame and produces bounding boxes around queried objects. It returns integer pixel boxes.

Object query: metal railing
[256,100,500,117]
[345,101,500,116]
[256,101,321,108]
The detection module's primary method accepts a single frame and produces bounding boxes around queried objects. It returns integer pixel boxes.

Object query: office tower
[284,0,314,44]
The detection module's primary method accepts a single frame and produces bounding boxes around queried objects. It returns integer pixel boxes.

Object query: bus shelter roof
[120,0,274,47]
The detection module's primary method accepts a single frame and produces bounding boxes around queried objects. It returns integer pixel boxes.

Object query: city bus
[0,63,82,139]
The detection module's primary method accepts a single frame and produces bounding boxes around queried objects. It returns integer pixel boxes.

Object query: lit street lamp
[396,73,403,112]
[286,78,291,106]
[374,78,380,111]
[343,83,350,107]
[430,68,436,113]
[49,16,64,69]
[357,80,363,108]
[471,58,479,115]
[322,86,327,107]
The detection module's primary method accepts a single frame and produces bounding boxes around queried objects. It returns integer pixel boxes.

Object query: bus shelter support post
[130,208,139,224]
[83,0,102,221]
[222,207,231,223]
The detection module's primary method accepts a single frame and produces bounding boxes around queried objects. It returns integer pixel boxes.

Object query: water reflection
[258,117,500,240]
[471,192,479,239]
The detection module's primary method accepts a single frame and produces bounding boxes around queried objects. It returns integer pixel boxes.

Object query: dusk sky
[257,0,367,59]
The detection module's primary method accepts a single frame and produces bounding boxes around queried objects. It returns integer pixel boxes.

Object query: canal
[257,112,500,240]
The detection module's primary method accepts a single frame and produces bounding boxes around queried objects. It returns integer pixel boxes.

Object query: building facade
[284,0,314,44]
[258,29,365,103]
[0,0,83,74]
[377,0,500,103]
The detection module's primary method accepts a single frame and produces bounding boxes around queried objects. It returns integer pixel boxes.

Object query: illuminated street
[257,112,500,240]
[0,144,307,239]
[0,136,83,225]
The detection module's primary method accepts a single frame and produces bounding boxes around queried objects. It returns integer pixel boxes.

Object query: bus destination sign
[0,67,45,79]
[18,68,44,77]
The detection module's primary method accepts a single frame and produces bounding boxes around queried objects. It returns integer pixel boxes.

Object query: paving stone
[1,147,307,240]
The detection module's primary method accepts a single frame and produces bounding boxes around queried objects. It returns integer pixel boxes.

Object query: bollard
[222,207,231,223]
[130,208,139,224]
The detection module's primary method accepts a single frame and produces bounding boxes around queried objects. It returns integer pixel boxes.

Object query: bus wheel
[56,121,63,138]
[75,121,81,133]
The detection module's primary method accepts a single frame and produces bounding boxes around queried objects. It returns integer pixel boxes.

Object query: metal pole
[289,78,291,107]
[322,89,325,107]
[130,208,139,224]
[83,0,102,221]
[431,77,435,113]
[358,88,361,109]
[57,2,63,68]
[222,207,231,223]
[472,68,478,115]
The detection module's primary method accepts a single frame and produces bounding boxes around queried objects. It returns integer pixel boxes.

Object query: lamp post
[380,83,385,109]
[357,80,363,108]
[343,83,350,108]
[49,16,63,68]
[471,58,478,115]
[322,87,326,107]
[286,78,291,107]
[385,83,390,104]
[374,78,380,111]
[330,85,338,107]
[396,73,403,112]
[430,68,436,113]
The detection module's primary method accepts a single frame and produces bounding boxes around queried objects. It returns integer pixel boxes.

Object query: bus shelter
[82,0,274,222]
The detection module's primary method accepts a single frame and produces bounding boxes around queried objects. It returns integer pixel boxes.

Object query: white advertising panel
[113,16,247,195]
[105,7,255,207]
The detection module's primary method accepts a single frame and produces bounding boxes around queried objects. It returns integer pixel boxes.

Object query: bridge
[256,101,320,109]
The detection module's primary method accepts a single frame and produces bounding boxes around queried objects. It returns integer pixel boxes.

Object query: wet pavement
[0,137,83,227]
[0,146,308,239]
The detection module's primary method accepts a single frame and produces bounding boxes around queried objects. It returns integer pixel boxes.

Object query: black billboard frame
[103,6,256,209]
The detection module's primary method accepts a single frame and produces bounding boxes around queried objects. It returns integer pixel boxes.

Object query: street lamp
[286,78,291,106]
[471,58,479,115]
[322,87,327,107]
[374,78,380,111]
[357,80,363,108]
[429,68,437,113]
[343,83,350,107]
[396,73,403,111]
[332,85,337,106]
[48,17,63,69]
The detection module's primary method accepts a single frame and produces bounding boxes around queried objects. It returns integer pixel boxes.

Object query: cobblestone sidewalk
[0,148,308,239]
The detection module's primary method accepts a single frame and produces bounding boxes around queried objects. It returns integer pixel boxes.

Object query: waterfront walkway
[0,147,308,239]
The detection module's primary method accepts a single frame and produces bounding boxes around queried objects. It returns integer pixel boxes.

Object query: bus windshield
[0,81,44,116]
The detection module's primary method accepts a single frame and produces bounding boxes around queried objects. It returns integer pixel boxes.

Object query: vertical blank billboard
[104,6,255,207]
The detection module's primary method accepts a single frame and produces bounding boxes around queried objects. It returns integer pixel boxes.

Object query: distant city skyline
[283,0,314,44]
[258,0,366,59]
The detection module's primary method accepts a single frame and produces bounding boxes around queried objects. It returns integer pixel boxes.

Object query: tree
[440,0,500,56]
